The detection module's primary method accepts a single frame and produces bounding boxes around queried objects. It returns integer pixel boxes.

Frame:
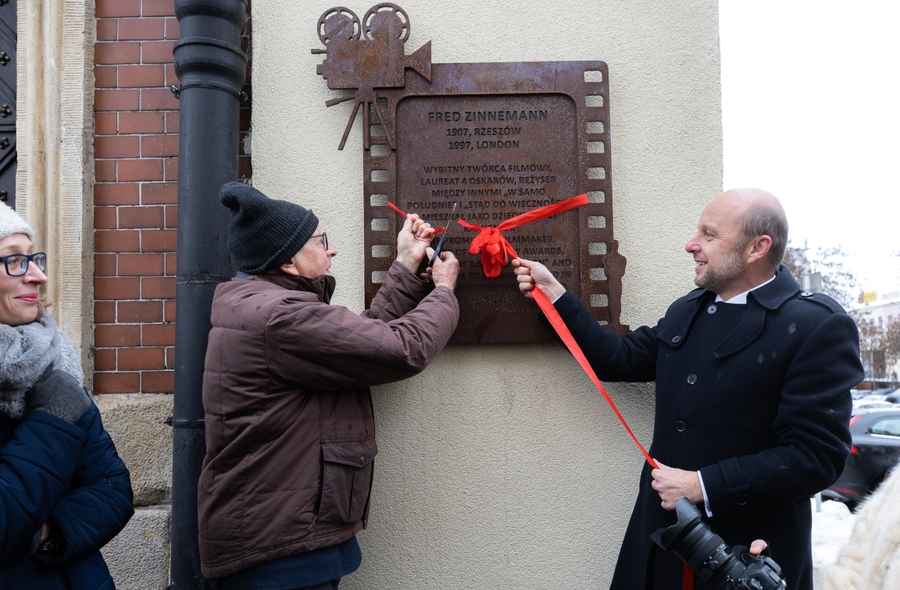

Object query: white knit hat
[0,203,35,242]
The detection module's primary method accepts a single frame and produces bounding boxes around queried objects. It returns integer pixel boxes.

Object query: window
[870,418,900,437]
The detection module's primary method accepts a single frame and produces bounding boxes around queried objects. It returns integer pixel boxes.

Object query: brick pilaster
[93,0,251,394]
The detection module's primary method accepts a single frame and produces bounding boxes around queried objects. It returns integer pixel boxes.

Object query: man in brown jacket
[198,182,460,590]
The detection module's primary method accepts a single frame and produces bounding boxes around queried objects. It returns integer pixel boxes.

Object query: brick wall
[93,0,251,395]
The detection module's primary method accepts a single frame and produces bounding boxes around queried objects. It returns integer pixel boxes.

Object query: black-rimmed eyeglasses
[310,232,328,251]
[0,252,47,276]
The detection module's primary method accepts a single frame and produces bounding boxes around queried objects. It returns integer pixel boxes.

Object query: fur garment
[0,312,84,419]
[822,470,900,590]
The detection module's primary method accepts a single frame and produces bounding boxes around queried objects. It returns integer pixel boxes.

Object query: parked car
[852,400,894,411]
[885,390,900,404]
[822,408,900,511]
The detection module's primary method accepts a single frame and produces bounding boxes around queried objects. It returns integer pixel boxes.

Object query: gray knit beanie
[219,182,319,274]
[0,203,35,242]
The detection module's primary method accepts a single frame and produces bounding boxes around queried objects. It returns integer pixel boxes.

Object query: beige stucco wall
[252,1,722,588]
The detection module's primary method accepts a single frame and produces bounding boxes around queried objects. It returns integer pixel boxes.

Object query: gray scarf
[0,312,84,420]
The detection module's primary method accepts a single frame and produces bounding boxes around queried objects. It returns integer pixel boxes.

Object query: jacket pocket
[318,438,377,525]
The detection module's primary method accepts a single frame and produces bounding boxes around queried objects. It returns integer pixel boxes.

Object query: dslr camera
[650,498,786,590]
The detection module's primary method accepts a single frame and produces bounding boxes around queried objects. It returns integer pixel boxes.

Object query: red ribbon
[386,201,445,234]
[458,194,589,278]
[530,284,658,470]
[388,195,587,274]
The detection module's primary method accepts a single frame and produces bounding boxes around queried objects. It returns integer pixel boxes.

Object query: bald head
[713,189,789,272]
[686,189,789,299]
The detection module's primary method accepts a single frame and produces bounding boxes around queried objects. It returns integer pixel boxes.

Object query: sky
[719,1,900,297]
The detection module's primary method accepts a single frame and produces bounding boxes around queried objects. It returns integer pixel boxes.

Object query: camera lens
[650,498,745,588]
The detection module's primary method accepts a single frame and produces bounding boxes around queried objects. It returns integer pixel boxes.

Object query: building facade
[14,1,723,587]
[853,289,900,386]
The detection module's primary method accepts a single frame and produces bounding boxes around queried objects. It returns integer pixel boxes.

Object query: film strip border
[361,60,622,336]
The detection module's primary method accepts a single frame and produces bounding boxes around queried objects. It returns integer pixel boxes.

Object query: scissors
[427,202,458,269]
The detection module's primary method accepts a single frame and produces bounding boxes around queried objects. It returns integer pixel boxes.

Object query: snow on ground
[811,496,858,586]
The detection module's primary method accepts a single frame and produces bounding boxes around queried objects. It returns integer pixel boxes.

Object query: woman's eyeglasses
[0,252,47,276]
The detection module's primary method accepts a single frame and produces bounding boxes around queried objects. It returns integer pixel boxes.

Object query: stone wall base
[97,394,174,587]
[102,506,171,590]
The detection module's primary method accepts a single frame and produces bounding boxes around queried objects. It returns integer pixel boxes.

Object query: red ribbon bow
[458,193,589,278]
[387,194,588,277]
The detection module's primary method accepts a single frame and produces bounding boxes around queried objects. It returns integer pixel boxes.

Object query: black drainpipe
[171,1,247,587]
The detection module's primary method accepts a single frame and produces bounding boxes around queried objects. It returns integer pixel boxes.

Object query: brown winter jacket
[198,262,459,579]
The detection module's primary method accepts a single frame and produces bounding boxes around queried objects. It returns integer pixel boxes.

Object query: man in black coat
[513,189,864,590]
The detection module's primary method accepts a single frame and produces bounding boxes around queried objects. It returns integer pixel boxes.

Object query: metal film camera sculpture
[312,4,432,150]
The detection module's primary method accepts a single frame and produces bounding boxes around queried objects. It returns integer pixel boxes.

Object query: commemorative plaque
[313,4,628,343]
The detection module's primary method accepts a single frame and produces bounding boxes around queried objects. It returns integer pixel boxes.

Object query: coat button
[687,374,697,385]
[671,335,682,344]
[800,291,813,297]
[735,492,749,505]
[359,456,366,465]
[707,304,717,315]
[675,421,686,432]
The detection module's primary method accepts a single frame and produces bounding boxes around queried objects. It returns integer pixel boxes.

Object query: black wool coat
[552,266,864,590]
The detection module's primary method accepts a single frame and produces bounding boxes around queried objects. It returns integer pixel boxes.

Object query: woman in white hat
[0,203,134,589]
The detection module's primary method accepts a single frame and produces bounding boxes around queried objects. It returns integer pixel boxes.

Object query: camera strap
[683,564,694,589]
[531,285,658,469]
